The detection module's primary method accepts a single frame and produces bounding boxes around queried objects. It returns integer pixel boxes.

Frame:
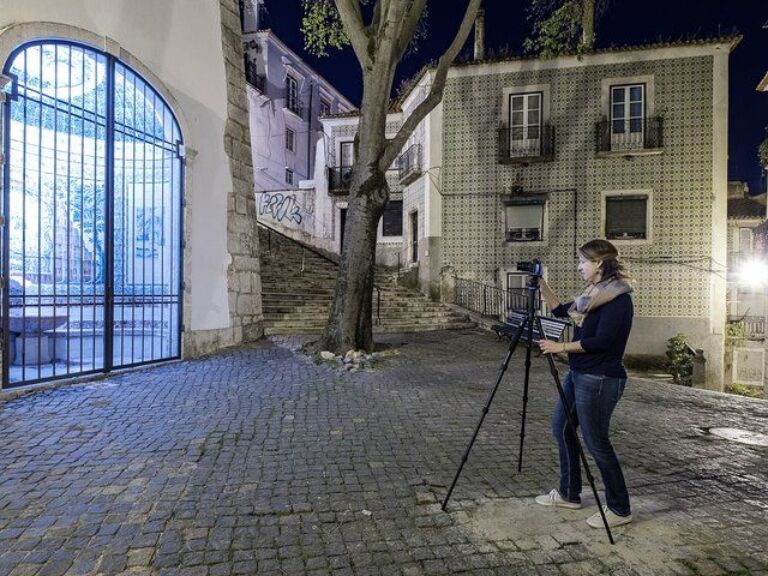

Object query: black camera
[517,259,544,277]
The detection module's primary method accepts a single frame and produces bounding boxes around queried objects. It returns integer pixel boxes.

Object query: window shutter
[506,204,542,229]
[505,201,544,241]
[382,200,403,237]
[606,196,647,237]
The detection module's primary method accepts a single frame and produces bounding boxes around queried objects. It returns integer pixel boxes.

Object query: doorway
[2,41,183,387]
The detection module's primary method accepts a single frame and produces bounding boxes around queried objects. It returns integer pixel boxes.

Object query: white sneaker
[534,489,583,509]
[586,506,633,528]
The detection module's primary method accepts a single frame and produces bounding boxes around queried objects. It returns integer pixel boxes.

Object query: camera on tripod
[517,258,544,277]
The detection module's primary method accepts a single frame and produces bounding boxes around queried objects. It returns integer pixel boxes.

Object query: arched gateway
[2,40,183,387]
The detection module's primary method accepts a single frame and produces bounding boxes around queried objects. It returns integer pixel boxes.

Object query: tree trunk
[581,0,595,50]
[315,0,480,354]
[320,176,388,353]
[318,71,392,354]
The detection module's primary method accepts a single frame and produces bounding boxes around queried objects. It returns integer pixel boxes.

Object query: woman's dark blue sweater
[552,293,634,379]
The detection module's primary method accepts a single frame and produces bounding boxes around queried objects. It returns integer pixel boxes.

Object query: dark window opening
[382,201,403,237]
[605,195,648,240]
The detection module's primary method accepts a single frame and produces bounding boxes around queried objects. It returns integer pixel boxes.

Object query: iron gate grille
[2,41,183,388]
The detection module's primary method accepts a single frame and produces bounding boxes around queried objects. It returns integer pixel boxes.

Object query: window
[410,211,419,263]
[339,140,354,182]
[339,141,354,168]
[504,92,543,158]
[285,168,294,185]
[286,74,300,116]
[320,98,331,117]
[509,92,541,144]
[610,84,644,149]
[505,200,545,242]
[285,128,295,152]
[605,195,648,240]
[382,201,403,237]
[739,228,753,255]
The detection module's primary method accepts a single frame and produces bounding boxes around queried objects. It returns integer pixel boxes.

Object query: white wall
[0,0,233,333]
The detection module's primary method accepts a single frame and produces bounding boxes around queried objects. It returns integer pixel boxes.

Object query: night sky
[259,1,768,194]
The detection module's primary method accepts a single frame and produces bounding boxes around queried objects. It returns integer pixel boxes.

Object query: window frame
[285,127,295,152]
[508,91,543,143]
[338,139,355,168]
[601,189,653,245]
[380,199,403,240]
[285,167,294,186]
[285,73,300,116]
[500,84,550,160]
[608,83,647,153]
[319,98,331,117]
[502,196,548,245]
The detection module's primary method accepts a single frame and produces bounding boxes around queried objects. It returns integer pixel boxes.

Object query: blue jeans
[552,371,631,516]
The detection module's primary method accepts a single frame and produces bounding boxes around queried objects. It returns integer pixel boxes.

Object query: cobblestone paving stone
[0,329,767,576]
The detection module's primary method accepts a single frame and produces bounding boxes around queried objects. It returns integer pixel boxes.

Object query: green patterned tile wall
[441,56,717,318]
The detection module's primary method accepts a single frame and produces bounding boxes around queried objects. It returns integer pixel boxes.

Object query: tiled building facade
[319,38,738,388]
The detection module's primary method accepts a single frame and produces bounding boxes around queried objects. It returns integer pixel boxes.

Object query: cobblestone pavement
[0,330,767,576]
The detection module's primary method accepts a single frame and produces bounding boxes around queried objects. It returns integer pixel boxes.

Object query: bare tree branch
[394,0,428,61]
[369,0,384,38]
[335,0,373,68]
[582,0,595,49]
[380,0,482,170]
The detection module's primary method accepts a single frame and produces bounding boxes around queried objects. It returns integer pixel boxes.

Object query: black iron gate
[2,41,183,388]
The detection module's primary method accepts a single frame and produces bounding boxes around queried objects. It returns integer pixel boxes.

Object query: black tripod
[441,273,616,544]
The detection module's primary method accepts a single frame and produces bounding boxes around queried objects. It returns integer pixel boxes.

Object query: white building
[239,0,354,193]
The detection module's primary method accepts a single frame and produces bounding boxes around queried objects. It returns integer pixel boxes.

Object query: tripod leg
[517,319,535,473]
[534,316,616,545]
[441,316,529,512]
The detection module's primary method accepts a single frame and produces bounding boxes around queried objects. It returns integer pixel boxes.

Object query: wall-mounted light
[740,258,768,288]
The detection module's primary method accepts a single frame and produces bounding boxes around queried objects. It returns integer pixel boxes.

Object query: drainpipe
[307,80,314,179]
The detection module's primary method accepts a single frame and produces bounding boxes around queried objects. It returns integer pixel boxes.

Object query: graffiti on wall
[259,192,306,225]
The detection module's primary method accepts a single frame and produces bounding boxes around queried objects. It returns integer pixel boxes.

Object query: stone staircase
[258,226,475,335]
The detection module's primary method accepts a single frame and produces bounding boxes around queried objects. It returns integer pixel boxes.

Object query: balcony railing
[452,276,571,342]
[728,315,766,338]
[397,144,422,184]
[454,277,533,318]
[498,124,555,163]
[245,62,266,93]
[328,166,352,195]
[596,116,663,154]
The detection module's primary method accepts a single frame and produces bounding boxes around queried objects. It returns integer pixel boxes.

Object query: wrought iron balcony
[244,62,265,93]
[498,123,555,163]
[397,144,422,185]
[328,166,353,195]
[596,116,663,154]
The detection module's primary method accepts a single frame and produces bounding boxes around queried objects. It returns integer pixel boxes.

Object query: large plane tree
[301,0,482,353]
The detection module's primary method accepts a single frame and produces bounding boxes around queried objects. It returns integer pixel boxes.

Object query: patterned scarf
[567,277,633,328]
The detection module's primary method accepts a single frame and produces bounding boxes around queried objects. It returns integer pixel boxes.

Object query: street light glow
[740,258,768,287]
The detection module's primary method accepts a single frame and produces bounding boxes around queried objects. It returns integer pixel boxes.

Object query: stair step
[258,225,475,335]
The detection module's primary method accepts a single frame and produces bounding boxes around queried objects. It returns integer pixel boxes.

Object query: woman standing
[535,239,634,528]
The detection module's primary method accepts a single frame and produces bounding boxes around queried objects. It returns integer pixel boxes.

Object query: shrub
[666,334,693,386]
[727,383,764,398]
